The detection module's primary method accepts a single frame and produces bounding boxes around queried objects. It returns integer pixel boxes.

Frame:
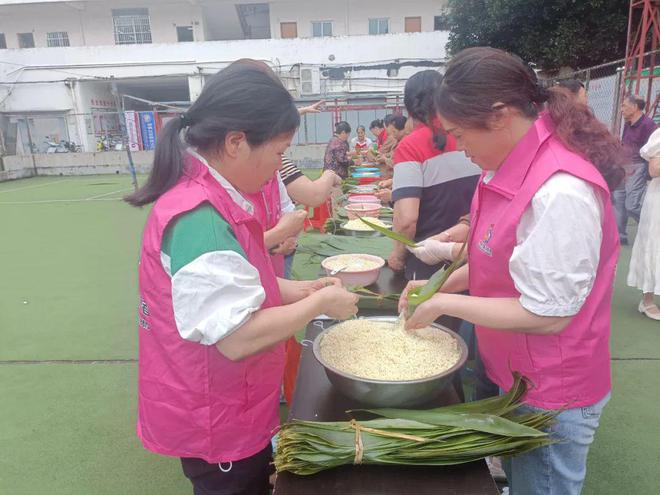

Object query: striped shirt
[280,157,303,186]
[392,124,480,279]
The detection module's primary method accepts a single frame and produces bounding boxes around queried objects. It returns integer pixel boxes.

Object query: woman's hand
[298,100,325,115]
[407,239,455,265]
[315,285,360,320]
[322,170,342,187]
[275,210,307,239]
[271,236,298,256]
[404,295,446,331]
[398,279,428,313]
[378,179,393,189]
[307,277,343,293]
[374,188,391,202]
[387,252,406,272]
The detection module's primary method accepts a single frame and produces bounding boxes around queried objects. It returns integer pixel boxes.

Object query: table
[274,268,499,495]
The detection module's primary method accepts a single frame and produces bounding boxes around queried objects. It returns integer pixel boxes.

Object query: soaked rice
[319,319,461,381]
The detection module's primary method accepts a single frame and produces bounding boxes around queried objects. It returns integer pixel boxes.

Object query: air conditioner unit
[299,67,321,95]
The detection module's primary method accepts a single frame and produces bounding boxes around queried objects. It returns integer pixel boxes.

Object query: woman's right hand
[323,170,342,187]
[276,210,307,239]
[398,279,428,313]
[316,285,359,320]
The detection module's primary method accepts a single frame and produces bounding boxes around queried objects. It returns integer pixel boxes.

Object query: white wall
[270,0,447,38]
[0,30,448,81]
[0,0,205,48]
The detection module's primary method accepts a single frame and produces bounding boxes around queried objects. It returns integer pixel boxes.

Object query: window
[280,22,298,39]
[47,32,70,47]
[369,18,389,35]
[176,25,194,42]
[312,21,332,37]
[434,15,450,31]
[18,32,35,48]
[112,8,152,44]
[405,17,422,33]
[0,33,6,49]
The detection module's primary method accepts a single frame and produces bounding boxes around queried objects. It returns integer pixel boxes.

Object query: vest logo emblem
[478,224,494,257]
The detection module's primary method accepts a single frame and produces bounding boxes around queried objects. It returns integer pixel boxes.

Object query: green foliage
[442,0,629,71]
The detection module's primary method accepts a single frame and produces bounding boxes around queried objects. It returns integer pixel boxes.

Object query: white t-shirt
[351,136,373,151]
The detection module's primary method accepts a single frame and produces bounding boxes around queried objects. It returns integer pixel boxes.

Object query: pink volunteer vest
[469,113,619,409]
[245,178,285,277]
[136,154,285,463]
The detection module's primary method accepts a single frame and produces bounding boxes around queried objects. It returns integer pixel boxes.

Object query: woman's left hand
[405,295,445,331]
[306,277,343,294]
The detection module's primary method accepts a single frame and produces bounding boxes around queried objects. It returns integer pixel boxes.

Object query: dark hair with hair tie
[435,47,625,191]
[125,59,300,207]
[404,70,446,150]
[179,113,193,128]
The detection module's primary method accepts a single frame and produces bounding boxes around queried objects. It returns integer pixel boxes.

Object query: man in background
[615,94,656,244]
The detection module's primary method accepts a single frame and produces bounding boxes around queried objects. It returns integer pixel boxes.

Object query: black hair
[390,115,407,131]
[625,94,646,111]
[556,79,585,95]
[369,119,384,130]
[357,125,366,132]
[335,121,351,134]
[383,114,395,126]
[125,60,300,207]
[404,70,446,150]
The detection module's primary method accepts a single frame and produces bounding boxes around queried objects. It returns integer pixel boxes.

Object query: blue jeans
[503,392,611,495]
[612,162,649,241]
[284,253,295,279]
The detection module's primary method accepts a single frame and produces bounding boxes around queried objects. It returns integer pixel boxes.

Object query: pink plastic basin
[321,254,385,287]
[345,203,381,220]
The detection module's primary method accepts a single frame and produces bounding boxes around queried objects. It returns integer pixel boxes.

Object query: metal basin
[312,316,468,408]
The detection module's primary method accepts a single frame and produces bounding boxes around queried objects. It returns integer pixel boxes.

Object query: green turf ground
[0,175,658,494]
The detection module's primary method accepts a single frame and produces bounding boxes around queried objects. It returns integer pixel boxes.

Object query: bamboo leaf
[358,217,418,247]
[407,244,467,314]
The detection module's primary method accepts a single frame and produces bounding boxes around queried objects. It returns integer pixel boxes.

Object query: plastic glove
[406,239,456,265]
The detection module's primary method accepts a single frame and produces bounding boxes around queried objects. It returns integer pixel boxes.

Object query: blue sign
[139,112,157,151]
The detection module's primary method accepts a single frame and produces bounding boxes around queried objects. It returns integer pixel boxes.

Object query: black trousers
[181,445,273,495]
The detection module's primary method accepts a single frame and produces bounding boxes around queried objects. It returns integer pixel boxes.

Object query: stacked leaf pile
[275,373,555,475]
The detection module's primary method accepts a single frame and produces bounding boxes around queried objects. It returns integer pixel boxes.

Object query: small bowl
[341,220,391,237]
[348,194,380,204]
[352,172,381,179]
[358,177,381,185]
[345,203,381,220]
[321,254,385,287]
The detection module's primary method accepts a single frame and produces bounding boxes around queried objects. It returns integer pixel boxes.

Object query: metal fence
[544,50,660,136]
[1,96,403,157]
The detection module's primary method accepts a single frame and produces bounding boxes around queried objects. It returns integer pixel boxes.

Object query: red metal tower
[622,0,660,109]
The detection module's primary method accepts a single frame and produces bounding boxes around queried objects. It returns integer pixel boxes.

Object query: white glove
[406,239,456,265]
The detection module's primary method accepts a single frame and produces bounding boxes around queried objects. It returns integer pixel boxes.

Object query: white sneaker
[638,301,660,321]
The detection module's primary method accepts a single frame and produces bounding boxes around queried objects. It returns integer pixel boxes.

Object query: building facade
[0,0,449,159]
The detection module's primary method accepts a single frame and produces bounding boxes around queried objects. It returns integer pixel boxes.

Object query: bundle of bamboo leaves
[275,373,555,475]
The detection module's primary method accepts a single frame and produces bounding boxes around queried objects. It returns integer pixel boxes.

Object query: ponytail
[404,70,447,151]
[546,87,625,191]
[124,117,186,207]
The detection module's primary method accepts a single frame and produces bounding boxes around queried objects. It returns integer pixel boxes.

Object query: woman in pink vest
[125,61,358,495]
[400,48,625,494]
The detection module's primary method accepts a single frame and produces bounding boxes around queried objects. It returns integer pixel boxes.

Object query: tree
[442,0,630,72]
